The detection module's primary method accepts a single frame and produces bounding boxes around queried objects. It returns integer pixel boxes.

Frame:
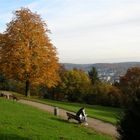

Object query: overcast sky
[0,0,140,64]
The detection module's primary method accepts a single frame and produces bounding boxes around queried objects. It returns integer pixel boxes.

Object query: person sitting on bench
[76,107,88,125]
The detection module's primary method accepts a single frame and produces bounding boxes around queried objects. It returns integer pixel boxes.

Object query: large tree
[0,8,60,96]
[119,67,140,105]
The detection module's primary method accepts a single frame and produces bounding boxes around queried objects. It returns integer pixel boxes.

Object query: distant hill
[62,62,140,72]
[62,62,140,82]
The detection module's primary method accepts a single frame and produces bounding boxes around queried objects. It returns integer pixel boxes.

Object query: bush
[84,83,123,107]
[117,90,140,140]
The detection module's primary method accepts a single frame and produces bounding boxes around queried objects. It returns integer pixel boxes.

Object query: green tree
[60,69,91,102]
[0,8,60,96]
[85,82,122,106]
[88,67,100,85]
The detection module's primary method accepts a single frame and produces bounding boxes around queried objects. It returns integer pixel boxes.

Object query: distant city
[62,62,140,83]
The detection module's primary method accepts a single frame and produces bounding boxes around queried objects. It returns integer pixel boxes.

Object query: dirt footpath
[19,99,118,137]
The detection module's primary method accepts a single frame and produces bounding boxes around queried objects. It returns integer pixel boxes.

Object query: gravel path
[19,99,118,137]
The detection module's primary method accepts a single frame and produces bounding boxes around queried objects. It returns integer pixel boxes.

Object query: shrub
[117,90,140,140]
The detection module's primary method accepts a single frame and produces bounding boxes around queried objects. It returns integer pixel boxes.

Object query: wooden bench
[0,92,11,99]
[9,94,19,101]
[0,92,19,101]
[66,112,81,123]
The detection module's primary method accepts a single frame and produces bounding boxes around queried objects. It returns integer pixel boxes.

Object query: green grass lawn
[0,98,115,140]
[0,91,123,124]
[26,97,123,125]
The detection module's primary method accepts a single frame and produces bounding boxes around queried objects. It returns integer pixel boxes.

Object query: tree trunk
[25,80,30,97]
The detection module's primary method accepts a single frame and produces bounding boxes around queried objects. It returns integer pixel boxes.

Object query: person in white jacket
[76,107,88,125]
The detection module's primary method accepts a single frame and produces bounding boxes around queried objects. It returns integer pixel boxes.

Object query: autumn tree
[0,8,60,96]
[84,82,122,107]
[39,64,66,100]
[60,69,91,102]
[119,67,140,105]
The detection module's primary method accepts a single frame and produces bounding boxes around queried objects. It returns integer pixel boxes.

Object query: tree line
[0,8,139,108]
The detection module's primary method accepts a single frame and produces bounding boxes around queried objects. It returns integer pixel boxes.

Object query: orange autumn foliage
[120,67,140,96]
[0,8,60,93]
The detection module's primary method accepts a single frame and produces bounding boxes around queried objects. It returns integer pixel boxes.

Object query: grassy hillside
[0,98,114,140]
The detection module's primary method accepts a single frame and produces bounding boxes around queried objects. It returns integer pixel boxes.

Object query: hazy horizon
[0,0,140,64]
[61,61,140,65]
